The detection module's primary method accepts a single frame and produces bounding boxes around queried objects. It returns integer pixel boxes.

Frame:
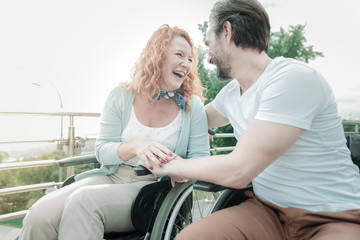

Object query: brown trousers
[176,191,360,240]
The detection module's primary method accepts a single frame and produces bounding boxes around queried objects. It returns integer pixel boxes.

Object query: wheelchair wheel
[192,189,221,222]
[150,180,194,240]
[210,188,248,213]
[150,181,226,240]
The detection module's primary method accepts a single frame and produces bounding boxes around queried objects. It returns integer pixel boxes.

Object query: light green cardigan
[76,85,210,181]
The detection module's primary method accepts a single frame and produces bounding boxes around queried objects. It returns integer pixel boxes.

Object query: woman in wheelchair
[18,24,209,240]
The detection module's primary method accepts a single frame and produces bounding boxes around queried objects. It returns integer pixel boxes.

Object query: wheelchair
[56,132,360,240]
[58,154,252,240]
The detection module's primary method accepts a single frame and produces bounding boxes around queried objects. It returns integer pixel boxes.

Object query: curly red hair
[126,24,204,112]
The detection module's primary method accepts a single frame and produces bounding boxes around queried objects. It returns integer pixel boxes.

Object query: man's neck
[231,50,271,95]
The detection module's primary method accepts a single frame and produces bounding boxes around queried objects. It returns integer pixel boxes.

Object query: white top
[212,57,360,212]
[121,107,182,166]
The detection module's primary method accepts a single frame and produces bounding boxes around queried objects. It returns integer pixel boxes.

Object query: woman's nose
[181,59,192,69]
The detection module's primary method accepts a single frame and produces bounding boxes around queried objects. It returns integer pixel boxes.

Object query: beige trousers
[19,165,157,240]
[176,191,360,240]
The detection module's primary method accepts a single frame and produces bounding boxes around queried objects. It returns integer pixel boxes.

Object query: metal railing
[343,120,359,134]
[0,111,100,222]
[0,114,359,223]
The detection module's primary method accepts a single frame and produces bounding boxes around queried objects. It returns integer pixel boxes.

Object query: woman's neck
[133,94,180,128]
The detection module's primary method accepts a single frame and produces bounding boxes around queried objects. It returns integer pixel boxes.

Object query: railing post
[67,115,75,177]
[59,114,64,182]
[58,141,64,182]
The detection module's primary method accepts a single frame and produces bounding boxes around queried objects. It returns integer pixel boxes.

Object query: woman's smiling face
[160,35,193,91]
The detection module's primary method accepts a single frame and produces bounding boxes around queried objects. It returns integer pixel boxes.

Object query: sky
[1,0,360,146]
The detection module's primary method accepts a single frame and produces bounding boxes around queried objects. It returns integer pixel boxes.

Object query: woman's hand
[136,140,176,169]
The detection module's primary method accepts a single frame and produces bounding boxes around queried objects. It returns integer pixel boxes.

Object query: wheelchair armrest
[193,181,227,192]
[208,128,216,135]
[57,154,98,167]
[135,166,228,192]
[134,165,152,176]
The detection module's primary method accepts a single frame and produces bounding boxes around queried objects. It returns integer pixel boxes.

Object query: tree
[196,22,324,152]
[0,149,95,215]
[268,25,323,62]
[0,170,29,214]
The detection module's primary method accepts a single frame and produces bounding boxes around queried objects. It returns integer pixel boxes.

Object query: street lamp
[32,81,63,109]
[32,81,65,181]
[32,81,64,139]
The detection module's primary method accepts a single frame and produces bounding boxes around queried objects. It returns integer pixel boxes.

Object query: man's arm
[205,103,230,128]
[147,119,303,189]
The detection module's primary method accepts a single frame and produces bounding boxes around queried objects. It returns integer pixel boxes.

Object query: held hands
[136,140,176,169]
[136,143,184,185]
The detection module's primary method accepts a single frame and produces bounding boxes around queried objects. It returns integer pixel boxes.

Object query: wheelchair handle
[134,165,152,176]
[208,128,216,136]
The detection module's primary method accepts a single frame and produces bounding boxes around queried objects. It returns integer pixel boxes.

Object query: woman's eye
[188,58,193,63]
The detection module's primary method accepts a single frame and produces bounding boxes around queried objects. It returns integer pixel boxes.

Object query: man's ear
[222,21,233,43]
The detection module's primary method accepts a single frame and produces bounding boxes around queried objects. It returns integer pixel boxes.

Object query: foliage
[0,150,93,219]
[0,217,23,228]
[268,25,324,63]
[343,124,356,133]
[196,22,324,152]
[0,151,62,215]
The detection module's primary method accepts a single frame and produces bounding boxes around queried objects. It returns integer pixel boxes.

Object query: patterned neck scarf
[152,90,186,111]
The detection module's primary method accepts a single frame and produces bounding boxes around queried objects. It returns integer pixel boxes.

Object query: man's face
[205,26,232,81]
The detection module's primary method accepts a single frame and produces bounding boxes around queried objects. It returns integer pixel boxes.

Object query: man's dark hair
[210,0,270,52]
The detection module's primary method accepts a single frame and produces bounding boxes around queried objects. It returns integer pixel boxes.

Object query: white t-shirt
[212,57,360,212]
[121,107,182,166]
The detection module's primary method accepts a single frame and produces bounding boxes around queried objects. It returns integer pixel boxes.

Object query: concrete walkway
[0,225,21,240]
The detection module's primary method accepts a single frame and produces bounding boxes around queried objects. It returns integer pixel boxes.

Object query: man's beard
[213,57,232,82]
[211,42,233,81]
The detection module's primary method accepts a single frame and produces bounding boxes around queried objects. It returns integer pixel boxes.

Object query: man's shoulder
[271,57,315,74]
[220,79,239,92]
